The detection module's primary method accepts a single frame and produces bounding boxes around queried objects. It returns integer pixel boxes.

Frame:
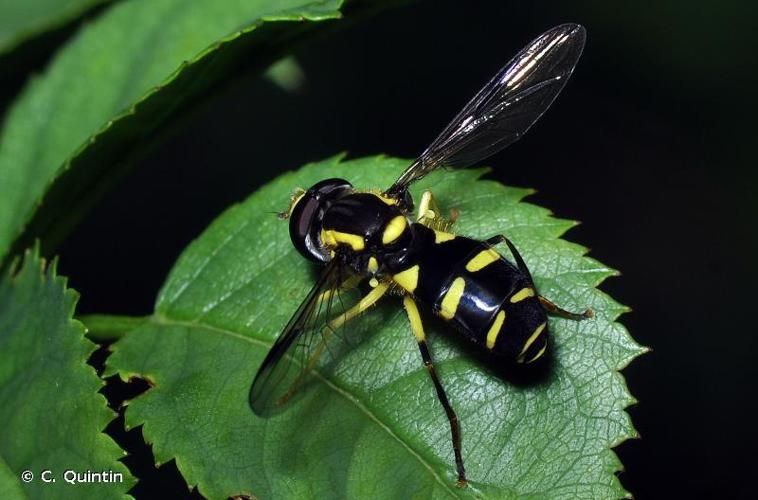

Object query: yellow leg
[402,296,467,487]
[311,281,389,373]
[403,295,427,342]
[314,273,364,304]
[279,282,390,406]
[328,282,389,330]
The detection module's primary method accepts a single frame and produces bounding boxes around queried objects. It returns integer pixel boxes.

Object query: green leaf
[0,0,346,265]
[106,156,645,499]
[78,313,149,342]
[0,0,112,55]
[0,459,26,499]
[0,247,134,498]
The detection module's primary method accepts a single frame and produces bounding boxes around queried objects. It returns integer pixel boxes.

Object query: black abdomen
[391,224,548,363]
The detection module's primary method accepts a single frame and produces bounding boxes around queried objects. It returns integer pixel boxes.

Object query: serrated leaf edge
[2,245,135,494]
[114,316,465,499]
[2,0,346,266]
[105,159,646,499]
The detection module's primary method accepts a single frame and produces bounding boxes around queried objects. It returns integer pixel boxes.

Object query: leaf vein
[149,315,462,498]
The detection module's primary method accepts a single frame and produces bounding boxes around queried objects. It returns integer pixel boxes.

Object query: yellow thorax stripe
[382,215,408,245]
[374,192,398,205]
[321,228,365,251]
[434,230,455,243]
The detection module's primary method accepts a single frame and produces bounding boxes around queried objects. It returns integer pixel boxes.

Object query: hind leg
[539,295,593,320]
[491,234,593,320]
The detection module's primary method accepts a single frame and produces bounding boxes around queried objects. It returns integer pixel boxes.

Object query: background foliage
[0,0,344,263]
[0,247,133,499]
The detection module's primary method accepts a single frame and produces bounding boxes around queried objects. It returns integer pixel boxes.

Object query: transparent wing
[249,259,364,416]
[387,24,586,196]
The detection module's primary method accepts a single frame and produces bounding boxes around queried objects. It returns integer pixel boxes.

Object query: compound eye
[381,215,408,245]
[312,178,353,198]
[290,196,328,262]
[288,178,353,263]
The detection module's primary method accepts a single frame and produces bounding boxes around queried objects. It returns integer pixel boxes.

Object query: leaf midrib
[149,313,465,499]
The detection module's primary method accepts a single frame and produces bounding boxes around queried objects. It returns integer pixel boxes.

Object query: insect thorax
[319,192,414,273]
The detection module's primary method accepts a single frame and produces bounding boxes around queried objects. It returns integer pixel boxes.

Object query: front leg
[280,282,391,405]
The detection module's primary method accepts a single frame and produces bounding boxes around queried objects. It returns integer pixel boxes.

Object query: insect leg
[485,234,506,246]
[327,281,389,330]
[402,295,467,487]
[538,295,593,320]
[278,188,306,219]
[500,235,534,282]
[499,235,593,320]
[314,272,363,306]
[278,282,391,405]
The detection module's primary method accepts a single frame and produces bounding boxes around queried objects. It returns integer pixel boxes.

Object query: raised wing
[249,258,364,416]
[386,24,585,197]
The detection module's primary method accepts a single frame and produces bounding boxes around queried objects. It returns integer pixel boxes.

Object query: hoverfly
[250,24,592,487]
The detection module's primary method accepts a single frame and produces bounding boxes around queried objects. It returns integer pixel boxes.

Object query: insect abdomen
[394,224,548,363]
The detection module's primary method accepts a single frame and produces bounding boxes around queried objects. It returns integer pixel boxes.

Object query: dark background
[5,0,756,498]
